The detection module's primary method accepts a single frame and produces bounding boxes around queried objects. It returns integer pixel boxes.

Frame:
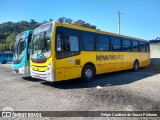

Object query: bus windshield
[13,38,26,61]
[30,23,52,59]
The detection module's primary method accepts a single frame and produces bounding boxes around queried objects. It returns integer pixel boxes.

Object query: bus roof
[15,30,33,41]
[34,22,54,30]
[34,22,148,43]
[54,22,148,43]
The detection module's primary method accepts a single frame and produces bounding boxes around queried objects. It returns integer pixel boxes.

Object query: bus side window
[83,32,95,51]
[61,35,70,51]
[132,41,139,52]
[27,34,32,60]
[97,35,110,51]
[69,36,79,51]
[122,39,131,52]
[57,34,62,51]
[139,42,145,52]
[56,27,80,59]
[111,37,121,51]
[57,34,69,51]
[2,54,4,58]
[145,43,150,52]
[57,34,79,52]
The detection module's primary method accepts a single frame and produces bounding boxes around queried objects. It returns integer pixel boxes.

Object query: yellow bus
[30,22,150,82]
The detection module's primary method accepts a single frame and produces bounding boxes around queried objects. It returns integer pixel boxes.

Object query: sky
[0,0,160,40]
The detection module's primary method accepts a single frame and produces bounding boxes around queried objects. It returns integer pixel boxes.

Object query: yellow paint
[30,57,52,72]
[55,68,64,80]
[30,22,150,82]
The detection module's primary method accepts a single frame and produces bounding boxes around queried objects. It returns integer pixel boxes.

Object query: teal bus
[12,30,33,74]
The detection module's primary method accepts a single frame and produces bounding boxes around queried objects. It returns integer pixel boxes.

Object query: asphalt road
[0,64,160,120]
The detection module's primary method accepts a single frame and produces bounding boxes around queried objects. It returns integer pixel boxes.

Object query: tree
[49,18,53,22]
[0,19,43,51]
[0,44,5,51]
[65,18,73,24]
[6,32,16,51]
[0,44,8,52]
[57,17,97,29]
[43,20,48,23]
[57,17,65,23]
[74,20,85,26]
[30,19,37,24]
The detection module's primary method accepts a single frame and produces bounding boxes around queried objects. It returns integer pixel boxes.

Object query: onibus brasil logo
[2,107,14,117]
[1,107,42,118]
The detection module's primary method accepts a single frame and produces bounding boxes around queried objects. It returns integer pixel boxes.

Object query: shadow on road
[2,63,159,89]
[40,69,158,89]
[22,76,44,82]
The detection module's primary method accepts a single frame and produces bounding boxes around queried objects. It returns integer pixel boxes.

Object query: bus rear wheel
[133,60,139,72]
[2,60,7,64]
[81,64,95,82]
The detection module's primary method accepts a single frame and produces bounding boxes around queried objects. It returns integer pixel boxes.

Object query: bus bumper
[30,68,54,82]
[13,66,30,74]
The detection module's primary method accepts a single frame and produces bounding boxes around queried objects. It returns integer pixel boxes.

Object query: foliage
[0,19,42,51]
[6,32,16,51]
[57,17,97,29]
[57,17,65,23]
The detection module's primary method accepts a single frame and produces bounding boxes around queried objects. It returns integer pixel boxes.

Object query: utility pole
[118,10,125,35]
[118,10,120,35]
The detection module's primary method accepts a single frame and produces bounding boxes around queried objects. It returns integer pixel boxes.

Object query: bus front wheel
[81,64,95,82]
[133,60,139,72]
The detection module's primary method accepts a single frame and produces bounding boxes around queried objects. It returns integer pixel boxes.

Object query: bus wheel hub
[85,69,92,78]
